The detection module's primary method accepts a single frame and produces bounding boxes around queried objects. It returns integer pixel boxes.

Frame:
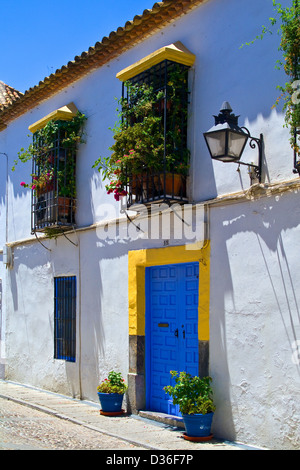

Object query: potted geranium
[20,168,54,196]
[164,371,216,441]
[97,370,128,415]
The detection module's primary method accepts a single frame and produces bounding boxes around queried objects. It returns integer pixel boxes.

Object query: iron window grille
[54,276,76,362]
[31,125,77,233]
[122,60,190,208]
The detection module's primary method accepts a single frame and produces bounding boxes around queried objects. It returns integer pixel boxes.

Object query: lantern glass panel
[204,130,226,158]
[228,131,248,159]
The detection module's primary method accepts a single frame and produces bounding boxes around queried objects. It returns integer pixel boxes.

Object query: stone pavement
[0,380,256,451]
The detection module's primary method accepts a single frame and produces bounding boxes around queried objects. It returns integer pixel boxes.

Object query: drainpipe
[0,152,8,376]
[0,153,12,269]
[204,203,210,242]
[0,153,8,245]
[78,237,82,400]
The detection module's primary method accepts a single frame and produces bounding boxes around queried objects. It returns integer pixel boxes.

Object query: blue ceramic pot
[97,392,124,412]
[182,412,214,437]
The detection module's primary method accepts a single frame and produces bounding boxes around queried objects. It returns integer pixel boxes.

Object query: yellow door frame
[128,241,210,341]
[127,242,210,413]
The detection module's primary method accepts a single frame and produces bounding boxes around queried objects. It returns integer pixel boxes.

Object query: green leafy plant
[13,112,87,196]
[93,82,164,201]
[13,112,87,169]
[163,371,216,415]
[242,0,300,156]
[97,371,128,395]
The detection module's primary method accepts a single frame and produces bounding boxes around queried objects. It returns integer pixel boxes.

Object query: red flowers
[105,179,127,201]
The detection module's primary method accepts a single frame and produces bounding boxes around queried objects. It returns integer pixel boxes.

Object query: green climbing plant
[242,0,300,156]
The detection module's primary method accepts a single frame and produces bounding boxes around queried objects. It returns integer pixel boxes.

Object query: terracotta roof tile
[0,81,23,110]
[0,0,202,131]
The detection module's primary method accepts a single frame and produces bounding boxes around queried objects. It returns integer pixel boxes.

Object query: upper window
[124,60,190,205]
[28,103,86,235]
[97,42,195,208]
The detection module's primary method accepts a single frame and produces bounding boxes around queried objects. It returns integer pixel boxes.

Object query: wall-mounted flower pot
[160,173,185,196]
[131,172,160,197]
[57,196,71,218]
[36,182,54,197]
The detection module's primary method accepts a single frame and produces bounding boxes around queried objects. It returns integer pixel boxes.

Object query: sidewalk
[0,380,253,451]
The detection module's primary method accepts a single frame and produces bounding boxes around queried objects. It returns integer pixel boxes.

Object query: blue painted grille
[54,276,76,362]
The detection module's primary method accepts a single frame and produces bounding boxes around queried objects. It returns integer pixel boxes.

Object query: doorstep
[138,410,185,428]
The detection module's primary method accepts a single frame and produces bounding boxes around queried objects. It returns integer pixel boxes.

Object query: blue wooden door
[146,262,199,415]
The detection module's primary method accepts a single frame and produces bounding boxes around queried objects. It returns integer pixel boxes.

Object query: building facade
[0,0,299,450]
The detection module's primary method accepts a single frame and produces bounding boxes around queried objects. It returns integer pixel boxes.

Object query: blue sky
[1,0,156,93]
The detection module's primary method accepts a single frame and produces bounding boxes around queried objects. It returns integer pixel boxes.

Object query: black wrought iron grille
[54,276,76,362]
[123,60,190,208]
[31,125,77,233]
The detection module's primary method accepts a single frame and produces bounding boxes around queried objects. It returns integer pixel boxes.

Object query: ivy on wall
[242,0,300,161]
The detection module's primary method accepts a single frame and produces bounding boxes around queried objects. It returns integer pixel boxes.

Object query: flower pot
[131,172,160,199]
[97,392,124,413]
[36,182,54,197]
[130,174,142,195]
[160,173,185,196]
[182,412,214,438]
[57,197,71,217]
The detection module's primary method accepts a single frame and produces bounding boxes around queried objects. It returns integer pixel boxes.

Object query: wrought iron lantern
[204,102,263,182]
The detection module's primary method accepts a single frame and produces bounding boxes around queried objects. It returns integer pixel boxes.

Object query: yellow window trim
[116,41,196,82]
[28,102,78,134]
[128,242,210,341]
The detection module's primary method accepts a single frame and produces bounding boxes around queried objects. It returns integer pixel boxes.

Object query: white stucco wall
[0,0,299,450]
[209,189,300,449]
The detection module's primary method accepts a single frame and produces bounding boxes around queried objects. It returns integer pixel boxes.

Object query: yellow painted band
[117,42,196,82]
[128,242,210,341]
[28,102,78,133]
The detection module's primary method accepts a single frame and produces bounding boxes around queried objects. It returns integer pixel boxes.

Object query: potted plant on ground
[97,370,128,415]
[164,371,216,441]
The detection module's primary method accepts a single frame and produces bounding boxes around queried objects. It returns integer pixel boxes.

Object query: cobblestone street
[0,381,247,451]
[0,398,146,450]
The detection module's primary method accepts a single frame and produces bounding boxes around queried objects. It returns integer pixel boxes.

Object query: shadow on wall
[210,188,300,440]
[4,235,106,401]
[75,230,106,401]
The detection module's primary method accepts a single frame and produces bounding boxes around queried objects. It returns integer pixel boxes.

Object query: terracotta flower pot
[160,173,185,196]
[57,197,71,217]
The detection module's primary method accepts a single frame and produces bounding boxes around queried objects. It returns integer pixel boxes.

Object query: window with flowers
[93,42,195,208]
[15,104,86,237]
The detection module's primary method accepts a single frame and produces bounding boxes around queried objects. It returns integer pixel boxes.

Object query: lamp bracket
[236,127,263,182]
